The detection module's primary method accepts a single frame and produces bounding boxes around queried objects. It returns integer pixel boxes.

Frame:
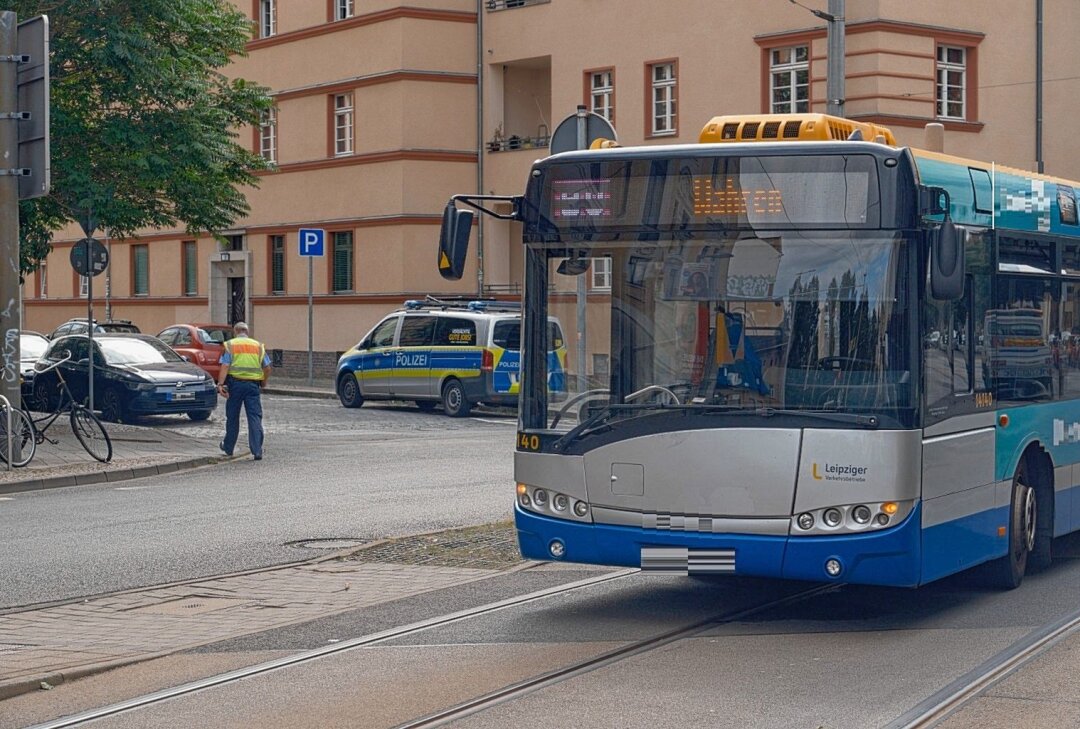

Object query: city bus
[437,113,1080,589]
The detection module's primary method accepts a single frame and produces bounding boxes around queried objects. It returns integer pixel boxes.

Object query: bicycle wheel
[0,407,36,467]
[70,406,112,463]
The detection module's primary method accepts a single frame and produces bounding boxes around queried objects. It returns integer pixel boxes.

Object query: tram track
[890,603,1080,729]
[24,570,835,729]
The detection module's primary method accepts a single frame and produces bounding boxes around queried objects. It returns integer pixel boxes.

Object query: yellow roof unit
[699,114,897,146]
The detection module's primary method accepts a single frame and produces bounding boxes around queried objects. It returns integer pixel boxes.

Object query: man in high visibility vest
[217,322,272,460]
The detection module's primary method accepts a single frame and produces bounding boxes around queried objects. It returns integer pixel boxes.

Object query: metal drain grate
[131,596,246,616]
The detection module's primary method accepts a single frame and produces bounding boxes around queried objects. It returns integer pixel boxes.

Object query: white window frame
[336,0,354,20]
[936,45,967,120]
[770,45,810,113]
[649,62,677,136]
[38,264,46,299]
[259,0,276,38]
[591,257,611,291]
[590,70,614,122]
[334,92,354,156]
[79,275,88,298]
[259,108,277,163]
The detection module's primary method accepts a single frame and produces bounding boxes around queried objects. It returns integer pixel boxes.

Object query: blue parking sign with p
[298,228,325,257]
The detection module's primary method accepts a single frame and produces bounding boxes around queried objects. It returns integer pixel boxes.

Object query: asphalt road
[0,394,519,609]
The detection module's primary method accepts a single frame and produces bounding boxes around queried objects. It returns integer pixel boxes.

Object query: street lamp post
[790,0,845,116]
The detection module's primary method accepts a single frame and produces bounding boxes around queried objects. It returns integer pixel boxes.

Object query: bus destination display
[542,155,879,230]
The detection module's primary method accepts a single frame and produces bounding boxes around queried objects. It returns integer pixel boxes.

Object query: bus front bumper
[514,503,922,588]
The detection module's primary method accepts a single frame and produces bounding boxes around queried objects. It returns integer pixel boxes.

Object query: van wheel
[415,400,437,412]
[989,459,1036,589]
[337,374,364,408]
[442,379,472,418]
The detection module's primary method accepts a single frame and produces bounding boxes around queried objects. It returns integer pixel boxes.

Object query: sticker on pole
[70,238,109,277]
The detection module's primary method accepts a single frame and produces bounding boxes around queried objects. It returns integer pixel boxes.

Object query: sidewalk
[0,420,234,495]
[262,376,336,399]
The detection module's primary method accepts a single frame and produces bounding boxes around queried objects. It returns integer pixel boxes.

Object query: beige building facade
[21,0,1080,378]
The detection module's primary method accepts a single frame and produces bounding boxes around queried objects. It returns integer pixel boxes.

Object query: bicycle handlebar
[34,353,73,374]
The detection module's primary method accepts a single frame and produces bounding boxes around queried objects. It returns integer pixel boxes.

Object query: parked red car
[156,324,232,380]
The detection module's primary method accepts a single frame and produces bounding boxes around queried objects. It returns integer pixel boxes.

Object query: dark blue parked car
[32,334,217,422]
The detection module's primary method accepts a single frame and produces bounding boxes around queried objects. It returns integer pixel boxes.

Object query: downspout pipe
[475,0,485,295]
[1036,0,1044,173]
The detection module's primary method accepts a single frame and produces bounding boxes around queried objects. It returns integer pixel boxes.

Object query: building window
[334,93,354,156]
[331,231,354,293]
[591,257,611,290]
[133,244,149,296]
[37,264,46,299]
[648,61,677,136]
[259,108,276,163]
[182,241,197,296]
[936,45,966,120]
[259,0,276,38]
[588,69,615,123]
[270,235,285,294]
[336,0,354,20]
[770,45,809,113]
[79,275,88,298]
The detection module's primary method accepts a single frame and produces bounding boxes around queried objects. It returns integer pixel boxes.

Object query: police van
[336,297,567,416]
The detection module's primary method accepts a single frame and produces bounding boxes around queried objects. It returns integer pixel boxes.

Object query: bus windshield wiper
[700,406,880,428]
[552,402,681,450]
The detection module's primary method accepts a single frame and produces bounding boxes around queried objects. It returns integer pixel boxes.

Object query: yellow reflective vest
[224,336,266,381]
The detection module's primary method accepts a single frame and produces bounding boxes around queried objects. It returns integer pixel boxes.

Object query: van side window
[492,320,521,350]
[370,317,399,348]
[398,316,436,347]
[434,318,476,346]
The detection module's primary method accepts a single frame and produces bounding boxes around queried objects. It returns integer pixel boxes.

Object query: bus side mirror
[437,202,474,281]
[930,220,965,300]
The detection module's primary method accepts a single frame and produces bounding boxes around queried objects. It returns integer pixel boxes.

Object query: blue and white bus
[438,113,1080,589]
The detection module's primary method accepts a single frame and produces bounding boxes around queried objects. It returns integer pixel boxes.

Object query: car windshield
[199,328,229,344]
[21,335,48,360]
[98,338,184,365]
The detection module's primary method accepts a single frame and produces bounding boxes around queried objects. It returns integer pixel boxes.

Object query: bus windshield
[526,231,912,431]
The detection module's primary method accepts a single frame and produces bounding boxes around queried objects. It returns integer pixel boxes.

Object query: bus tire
[1030,452,1055,572]
[442,379,472,418]
[337,373,364,408]
[990,459,1036,590]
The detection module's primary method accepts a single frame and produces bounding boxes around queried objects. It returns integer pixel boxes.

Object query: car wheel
[337,373,364,408]
[100,387,127,424]
[415,400,437,412]
[187,410,212,422]
[441,379,472,418]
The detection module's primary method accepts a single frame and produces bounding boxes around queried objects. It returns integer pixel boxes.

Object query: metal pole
[0,12,22,413]
[307,254,313,386]
[104,228,111,320]
[826,0,845,117]
[1036,0,1044,173]
[1,394,11,471]
[86,236,94,410]
[475,0,485,297]
[574,105,588,395]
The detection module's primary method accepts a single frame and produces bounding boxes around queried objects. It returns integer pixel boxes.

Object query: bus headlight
[515,484,592,523]
[789,500,915,536]
[552,494,569,512]
[573,501,589,517]
[533,489,548,506]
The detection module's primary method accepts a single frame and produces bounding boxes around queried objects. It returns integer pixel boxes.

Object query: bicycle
[26,354,113,463]
[0,396,36,468]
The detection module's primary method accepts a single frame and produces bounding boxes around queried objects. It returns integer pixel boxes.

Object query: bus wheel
[991,460,1036,590]
[337,374,364,408]
[1030,453,1055,571]
[442,379,472,418]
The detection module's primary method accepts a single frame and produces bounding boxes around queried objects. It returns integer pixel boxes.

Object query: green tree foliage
[12,0,273,274]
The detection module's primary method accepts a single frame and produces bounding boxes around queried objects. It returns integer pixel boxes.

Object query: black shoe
[253,454,262,461]
[219,441,233,457]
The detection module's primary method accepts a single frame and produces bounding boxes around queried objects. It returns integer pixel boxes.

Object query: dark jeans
[222,378,264,457]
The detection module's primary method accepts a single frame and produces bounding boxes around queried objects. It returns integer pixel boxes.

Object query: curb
[0,453,243,496]
[262,386,336,400]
